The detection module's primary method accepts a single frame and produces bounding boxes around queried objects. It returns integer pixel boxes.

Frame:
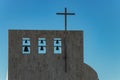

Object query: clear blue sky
[0,0,120,80]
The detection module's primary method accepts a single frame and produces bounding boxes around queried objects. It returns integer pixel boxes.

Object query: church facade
[8,30,98,80]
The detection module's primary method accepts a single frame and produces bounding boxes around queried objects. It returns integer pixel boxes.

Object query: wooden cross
[56,8,75,72]
[56,8,75,31]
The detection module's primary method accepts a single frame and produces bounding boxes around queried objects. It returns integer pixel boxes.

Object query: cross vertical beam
[65,8,67,31]
[56,8,75,72]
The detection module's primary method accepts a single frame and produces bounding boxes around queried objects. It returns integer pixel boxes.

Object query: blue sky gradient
[0,0,120,80]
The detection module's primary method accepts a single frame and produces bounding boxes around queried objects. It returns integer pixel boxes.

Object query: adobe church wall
[8,30,84,80]
[83,63,98,80]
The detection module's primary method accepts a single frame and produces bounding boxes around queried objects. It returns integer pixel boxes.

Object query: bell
[24,46,28,52]
[41,40,43,44]
[40,46,44,50]
[56,46,59,50]
[56,40,59,44]
[25,40,27,43]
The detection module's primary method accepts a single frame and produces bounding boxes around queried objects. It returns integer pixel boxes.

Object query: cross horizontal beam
[56,13,75,15]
